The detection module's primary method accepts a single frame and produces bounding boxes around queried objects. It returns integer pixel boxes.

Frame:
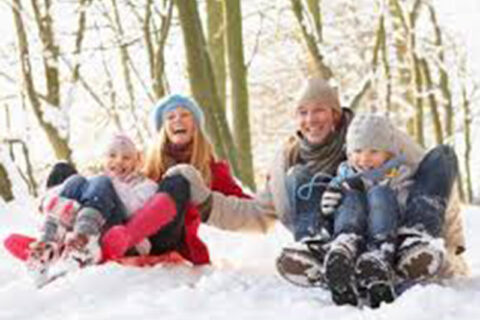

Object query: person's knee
[431,144,455,159]
[63,174,86,186]
[424,145,458,175]
[88,175,114,190]
[158,175,191,212]
[59,174,87,198]
[368,185,393,197]
[82,176,118,211]
[368,185,397,207]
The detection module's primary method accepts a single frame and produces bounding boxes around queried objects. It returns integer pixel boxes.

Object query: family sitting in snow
[24,94,249,285]
[11,79,468,308]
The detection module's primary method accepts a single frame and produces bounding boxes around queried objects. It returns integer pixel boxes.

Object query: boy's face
[104,149,138,179]
[295,101,335,145]
[350,149,391,171]
[164,107,196,146]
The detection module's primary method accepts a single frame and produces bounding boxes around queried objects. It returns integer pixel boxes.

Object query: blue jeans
[402,145,458,237]
[284,165,332,241]
[60,175,127,227]
[334,186,399,243]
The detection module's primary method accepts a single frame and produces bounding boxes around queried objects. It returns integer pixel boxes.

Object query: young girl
[321,113,415,307]
[101,94,250,263]
[29,134,158,272]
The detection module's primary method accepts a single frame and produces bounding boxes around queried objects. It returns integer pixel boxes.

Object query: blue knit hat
[151,94,205,132]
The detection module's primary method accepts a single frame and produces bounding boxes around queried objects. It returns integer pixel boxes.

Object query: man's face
[295,101,335,144]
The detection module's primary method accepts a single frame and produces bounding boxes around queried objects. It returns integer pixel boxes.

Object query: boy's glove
[340,175,365,192]
[164,164,211,205]
[320,186,343,216]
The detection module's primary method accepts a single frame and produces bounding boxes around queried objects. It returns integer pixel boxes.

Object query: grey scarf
[287,109,352,176]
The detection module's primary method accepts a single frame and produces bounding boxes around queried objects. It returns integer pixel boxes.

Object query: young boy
[321,113,415,308]
[29,134,158,275]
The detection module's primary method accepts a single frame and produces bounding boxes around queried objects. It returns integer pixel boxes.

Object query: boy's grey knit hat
[296,77,341,112]
[346,113,400,155]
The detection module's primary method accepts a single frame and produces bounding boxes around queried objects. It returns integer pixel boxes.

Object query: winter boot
[396,229,445,281]
[355,242,396,309]
[62,206,106,267]
[102,193,177,259]
[26,240,64,286]
[63,232,102,268]
[324,234,361,306]
[276,240,327,288]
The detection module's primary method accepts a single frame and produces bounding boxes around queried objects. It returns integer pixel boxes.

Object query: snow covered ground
[0,200,479,320]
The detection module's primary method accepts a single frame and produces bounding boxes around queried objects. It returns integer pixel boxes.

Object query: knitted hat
[346,113,400,156]
[151,94,205,132]
[103,133,138,156]
[296,77,341,113]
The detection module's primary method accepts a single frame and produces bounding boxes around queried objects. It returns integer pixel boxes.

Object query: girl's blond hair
[143,126,215,185]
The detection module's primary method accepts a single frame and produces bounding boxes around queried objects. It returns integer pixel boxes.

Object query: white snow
[0,199,479,319]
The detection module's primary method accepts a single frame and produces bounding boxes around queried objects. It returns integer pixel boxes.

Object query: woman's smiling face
[164,106,196,146]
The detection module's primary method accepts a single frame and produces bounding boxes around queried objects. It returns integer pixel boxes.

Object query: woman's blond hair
[143,126,215,185]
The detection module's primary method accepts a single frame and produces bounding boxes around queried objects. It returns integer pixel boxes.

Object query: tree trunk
[12,0,72,162]
[461,86,473,202]
[290,0,333,79]
[72,0,92,82]
[428,5,453,138]
[111,0,144,144]
[410,1,425,146]
[31,0,60,107]
[412,55,424,146]
[144,0,173,99]
[4,139,38,196]
[174,0,239,176]
[207,0,227,108]
[419,58,443,144]
[349,14,386,111]
[0,163,14,202]
[306,0,323,42]
[389,0,415,134]
[223,0,255,190]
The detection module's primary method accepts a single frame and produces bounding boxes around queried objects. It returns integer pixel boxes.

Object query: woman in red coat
[101,94,249,265]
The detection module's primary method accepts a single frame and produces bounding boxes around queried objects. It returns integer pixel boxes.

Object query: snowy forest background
[0,1,480,319]
[0,0,479,203]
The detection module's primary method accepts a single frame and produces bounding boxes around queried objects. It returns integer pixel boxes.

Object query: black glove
[320,185,343,216]
[341,175,365,192]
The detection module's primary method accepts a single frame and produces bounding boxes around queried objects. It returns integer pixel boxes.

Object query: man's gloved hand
[320,185,343,216]
[164,164,211,205]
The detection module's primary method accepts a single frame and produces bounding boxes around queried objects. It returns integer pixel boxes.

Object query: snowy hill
[0,200,479,320]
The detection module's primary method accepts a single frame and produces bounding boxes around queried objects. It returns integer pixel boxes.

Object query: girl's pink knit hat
[103,133,137,155]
